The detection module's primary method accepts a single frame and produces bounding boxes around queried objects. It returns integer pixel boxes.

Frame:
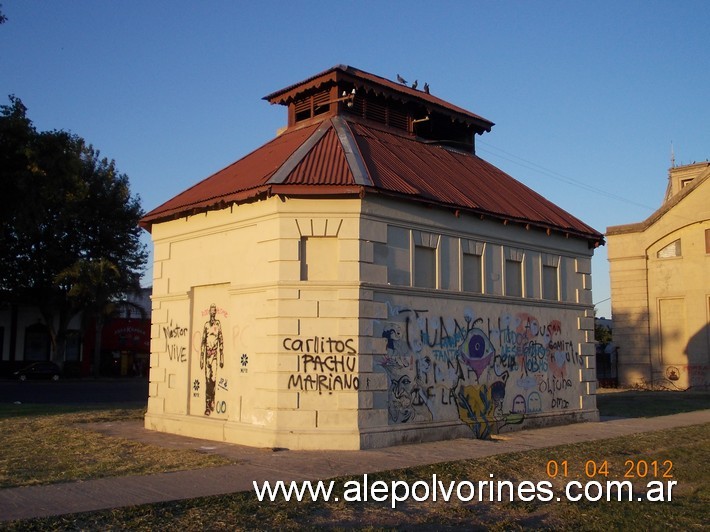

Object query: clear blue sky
[2,1,709,319]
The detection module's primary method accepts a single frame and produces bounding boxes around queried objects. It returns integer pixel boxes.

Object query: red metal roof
[141,123,320,223]
[286,127,353,185]
[350,123,599,235]
[141,116,602,245]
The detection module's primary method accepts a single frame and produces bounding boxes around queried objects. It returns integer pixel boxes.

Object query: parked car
[13,361,62,381]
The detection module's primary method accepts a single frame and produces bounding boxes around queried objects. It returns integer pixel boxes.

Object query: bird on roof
[396,74,407,85]
[424,82,430,94]
[411,80,418,89]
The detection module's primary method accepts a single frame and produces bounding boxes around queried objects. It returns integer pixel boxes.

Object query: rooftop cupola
[264,64,494,153]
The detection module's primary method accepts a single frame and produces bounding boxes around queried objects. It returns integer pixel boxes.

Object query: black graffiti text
[407,315,478,352]
[300,354,357,374]
[287,373,359,394]
[167,344,187,363]
[551,397,570,409]
[539,375,572,395]
[164,321,188,339]
[523,342,548,373]
[283,336,356,354]
[549,340,583,366]
[163,320,188,363]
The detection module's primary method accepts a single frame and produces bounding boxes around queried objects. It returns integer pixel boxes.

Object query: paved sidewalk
[1,410,708,522]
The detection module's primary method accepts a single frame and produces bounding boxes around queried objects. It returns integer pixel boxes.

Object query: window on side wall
[705,229,710,254]
[461,240,484,294]
[541,254,560,301]
[414,245,436,288]
[387,226,411,286]
[413,231,439,289]
[504,247,524,297]
[462,252,482,293]
[657,239,681,259]
[505,259,523,297]
[542,264,559,300]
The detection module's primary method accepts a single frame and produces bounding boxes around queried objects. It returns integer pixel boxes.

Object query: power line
[477,140,658,212]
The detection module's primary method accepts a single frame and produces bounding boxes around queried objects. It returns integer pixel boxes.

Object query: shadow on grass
[0,403,144,419]
[597,389,710,418]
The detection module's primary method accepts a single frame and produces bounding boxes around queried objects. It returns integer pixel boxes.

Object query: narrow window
[657,239,681,259]
[462,252,483,293]
[387,226,411,286]
[542,264,559,301]
[705,229,710,254]
[414,245,436,288]
[505,259,523,297]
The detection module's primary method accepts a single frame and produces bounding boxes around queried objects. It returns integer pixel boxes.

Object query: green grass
[6,423,708,530]
[1,391,708,529]
[597,389,710,418]
[0,402,135,418]
[0,405,233,489]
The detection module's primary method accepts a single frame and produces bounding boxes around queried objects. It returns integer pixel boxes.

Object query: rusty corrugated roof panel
[141,116,601,243]
[285,126,354,185]
[140,123,320,226]
[350,122,600,237]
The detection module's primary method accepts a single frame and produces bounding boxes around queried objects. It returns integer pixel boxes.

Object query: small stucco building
[607,161,710,390]
[140,65,604,450]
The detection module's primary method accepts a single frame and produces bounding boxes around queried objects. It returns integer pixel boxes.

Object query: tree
[55,258,125,376]
[0,96,147,367]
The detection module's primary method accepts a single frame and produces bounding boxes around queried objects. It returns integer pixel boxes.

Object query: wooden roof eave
[264,71,339,105]
[140,180,604,248]
[138,184,365,233]
[138,185,275,232]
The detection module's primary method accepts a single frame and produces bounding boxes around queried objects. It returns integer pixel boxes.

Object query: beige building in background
[607,161,710,389]
[140,66,604,450]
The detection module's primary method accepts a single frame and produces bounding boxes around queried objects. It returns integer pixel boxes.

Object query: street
[0,378,148,405]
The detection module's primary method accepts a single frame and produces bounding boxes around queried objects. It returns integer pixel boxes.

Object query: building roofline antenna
[670,141,675,168]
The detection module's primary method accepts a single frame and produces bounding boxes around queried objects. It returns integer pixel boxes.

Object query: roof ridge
[332,116,373,187]
[267,120,333,184]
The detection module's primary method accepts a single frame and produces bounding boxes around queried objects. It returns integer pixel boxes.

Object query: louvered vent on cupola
[293,89,332,123]
[266,66,495,153]
[347,94,409,132]
[290,84,411,134]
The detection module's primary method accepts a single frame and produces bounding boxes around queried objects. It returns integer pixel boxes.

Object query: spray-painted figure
[200,304,224,415]
[382,325,400,356]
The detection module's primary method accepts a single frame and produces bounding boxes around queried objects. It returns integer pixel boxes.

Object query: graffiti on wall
[200,303,225,416]
[660,364,710,388]
[163,320,188,363]
[286,336,359,394]
[375,302,584,439]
